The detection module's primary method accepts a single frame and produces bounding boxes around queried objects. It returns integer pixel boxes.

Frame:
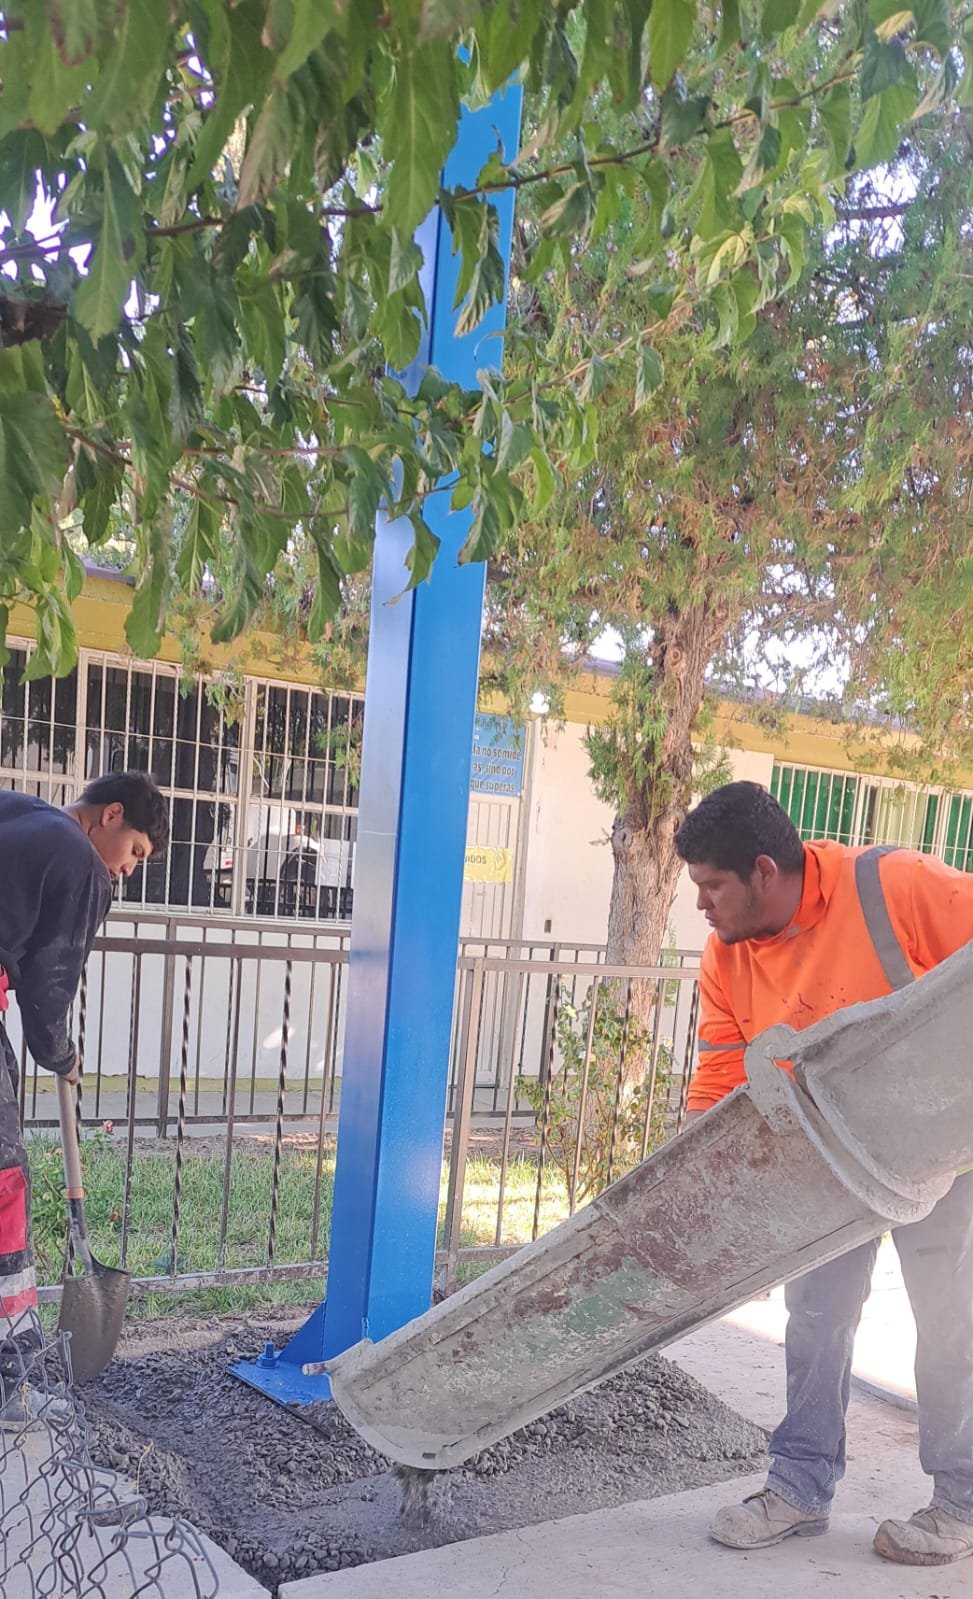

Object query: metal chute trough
[322,941,973,1470]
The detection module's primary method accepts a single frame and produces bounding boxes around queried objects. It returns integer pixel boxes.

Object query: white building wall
[519,721,615,948]
[518,721,774,953]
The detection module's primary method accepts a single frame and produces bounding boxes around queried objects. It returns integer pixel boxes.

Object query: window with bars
[770,764,859,844]
[235,682,362,919]
[0,643,364,919]
[0,648,77,806]
[942,795,973,873]
[771,762,973,872]
[83,655,240,911]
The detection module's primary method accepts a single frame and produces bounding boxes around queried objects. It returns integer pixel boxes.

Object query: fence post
[155,916,177,1138]
[441,962,483,1294]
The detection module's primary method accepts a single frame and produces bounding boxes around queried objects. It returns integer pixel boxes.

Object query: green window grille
[770,764,858,843]
[943,794,973,873]
[772,763,973,872]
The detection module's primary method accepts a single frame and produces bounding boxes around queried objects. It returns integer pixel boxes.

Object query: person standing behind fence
[0,772,168,1422]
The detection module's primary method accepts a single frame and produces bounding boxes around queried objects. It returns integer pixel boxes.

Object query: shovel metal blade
[58,1261,130,1382]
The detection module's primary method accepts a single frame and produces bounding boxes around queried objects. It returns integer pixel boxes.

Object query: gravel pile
[81,1308,767,1593]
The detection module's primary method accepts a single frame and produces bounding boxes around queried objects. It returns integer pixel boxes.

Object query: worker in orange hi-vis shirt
[674,781,973,1569]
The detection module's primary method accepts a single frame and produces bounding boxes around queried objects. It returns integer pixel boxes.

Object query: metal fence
[440,954,699,1289]
[18,923,699,1300]
[1,1318,220,1597]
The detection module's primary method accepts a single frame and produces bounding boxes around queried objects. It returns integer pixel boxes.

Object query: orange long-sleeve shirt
[687,840,973,1113]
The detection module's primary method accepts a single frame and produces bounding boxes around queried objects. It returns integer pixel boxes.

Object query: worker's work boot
[874,1505,973,1565]
[710,1488,830,1549]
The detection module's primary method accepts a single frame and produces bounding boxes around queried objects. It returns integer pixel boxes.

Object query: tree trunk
[604,803,688,1097]
[605,608,716,967]
[606,815,685,969]
[600,604,724,1091]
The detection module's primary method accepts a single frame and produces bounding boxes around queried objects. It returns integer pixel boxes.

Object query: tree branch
[835,203,913,222]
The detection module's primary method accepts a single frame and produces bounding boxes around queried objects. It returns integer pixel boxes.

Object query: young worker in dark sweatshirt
[0,772,168,1421]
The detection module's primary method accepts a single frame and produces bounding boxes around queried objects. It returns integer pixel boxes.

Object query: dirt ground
[79,1305,768,1594]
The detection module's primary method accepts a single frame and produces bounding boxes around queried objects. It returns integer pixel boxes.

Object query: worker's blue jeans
[767,1170,973,1522]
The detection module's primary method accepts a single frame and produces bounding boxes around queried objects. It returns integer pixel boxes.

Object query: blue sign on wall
[471,715,525,798]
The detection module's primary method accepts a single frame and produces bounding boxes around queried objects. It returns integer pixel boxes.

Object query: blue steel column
[233,78,523,1404]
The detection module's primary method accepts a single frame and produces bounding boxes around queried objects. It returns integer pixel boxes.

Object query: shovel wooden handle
[57,1074,84,1200]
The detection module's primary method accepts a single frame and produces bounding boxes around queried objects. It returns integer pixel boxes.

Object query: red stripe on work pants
[0,1166,28,1255]
[0,1283,38,1317]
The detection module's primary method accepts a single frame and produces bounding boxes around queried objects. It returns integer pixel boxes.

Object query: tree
[482,107,973,976]
[1,2,970,676]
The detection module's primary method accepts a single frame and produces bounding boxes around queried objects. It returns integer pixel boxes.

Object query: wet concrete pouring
[80,1306,768,1594]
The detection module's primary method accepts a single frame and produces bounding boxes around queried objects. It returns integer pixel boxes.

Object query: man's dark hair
[674,781,804,881]
[80,771,170,856]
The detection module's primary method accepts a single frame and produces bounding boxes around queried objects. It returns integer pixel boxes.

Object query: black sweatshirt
[0,791,112,1076]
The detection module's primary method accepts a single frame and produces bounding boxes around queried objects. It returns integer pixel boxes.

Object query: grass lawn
[27,1136,572,1319]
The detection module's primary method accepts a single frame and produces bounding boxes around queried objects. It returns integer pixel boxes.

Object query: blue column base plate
[231,1357,333,1408]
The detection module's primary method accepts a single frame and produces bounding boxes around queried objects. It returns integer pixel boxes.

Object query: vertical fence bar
[493,967,525,1246]
[25,1032,35,1121]
[155,917,177,1138]
[441,963,483,1294]
[604,978,633,1189]
[536,967,558,1094]
[192,947,206,1118]
[267,962,293,1266]
[247,953,264,1115]
[73,967,87,1147]
[217,961,244,1269]
[301,958,317,1115]
[326,961,343,1114]
[169,956,192,1279]
[220,957,236,1117]
[640,976,665,1161]
[309,967,335,1263]
[568,974,600,1214]
[532,977,561,1242]
[93,950,108,1120]
[119,955,142,1268]
[675,980,701,1133]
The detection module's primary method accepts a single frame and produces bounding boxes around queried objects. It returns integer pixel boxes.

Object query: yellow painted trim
[12,576,973,787]
[8,573,325,689]
[557,671,973,787]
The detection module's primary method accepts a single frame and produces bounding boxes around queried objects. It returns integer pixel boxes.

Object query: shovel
[56,1075,130,1381]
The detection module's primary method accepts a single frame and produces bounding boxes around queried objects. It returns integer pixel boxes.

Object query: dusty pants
[768,1170,973,1521]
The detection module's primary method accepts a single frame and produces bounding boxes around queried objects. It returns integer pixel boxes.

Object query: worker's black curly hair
[80,771,170,856]
[674,781,804,882]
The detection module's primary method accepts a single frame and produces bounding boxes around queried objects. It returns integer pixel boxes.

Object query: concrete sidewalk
[279,1489,973,1599]
[280,1248,959,1598]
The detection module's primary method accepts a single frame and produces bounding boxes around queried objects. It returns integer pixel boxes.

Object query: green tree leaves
[648,0,697,89]
[0,393,68,535]
[85,0,170,131]
[634,344,664,409]
[383,39,460,234]
[74,150,144,340]
[0,0,965,676]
